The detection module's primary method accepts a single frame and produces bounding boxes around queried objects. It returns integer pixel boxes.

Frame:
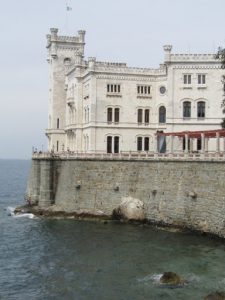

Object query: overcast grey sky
[1,0,225,159]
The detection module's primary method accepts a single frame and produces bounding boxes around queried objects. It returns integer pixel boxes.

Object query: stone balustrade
[32,150,225,161]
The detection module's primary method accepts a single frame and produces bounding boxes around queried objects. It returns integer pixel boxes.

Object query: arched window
[137,137,142,151]
[159,106,166,123]
[145,109,150,124]
[107,108,112,123]
[197,101,205,118]
[114,108,120,123]
[144,137,149,151]
[107,136,112,153]
[137,109,143,123]
[183,101,191,118]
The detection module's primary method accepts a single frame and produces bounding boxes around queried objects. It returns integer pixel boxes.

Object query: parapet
[46,28,86,59]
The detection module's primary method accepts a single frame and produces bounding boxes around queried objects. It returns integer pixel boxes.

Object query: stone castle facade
[46,28,224,154]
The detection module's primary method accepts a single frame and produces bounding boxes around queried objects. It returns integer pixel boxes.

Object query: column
[185,134,189,154]
[223,137,225,152]
[205,137,209,153]
[154,134,158,153]
[190,138,194,152]
[216,132,220,153]
[170,135,174,155]
[201,133,205,154]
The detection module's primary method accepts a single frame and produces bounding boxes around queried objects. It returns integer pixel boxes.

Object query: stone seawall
[26,158,225,237]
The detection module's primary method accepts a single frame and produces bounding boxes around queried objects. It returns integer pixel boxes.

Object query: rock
[204,292,225,300]
[112,197,146,221]
[159,272,185,286]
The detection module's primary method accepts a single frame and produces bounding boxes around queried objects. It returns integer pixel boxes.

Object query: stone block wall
[27,158,225,237]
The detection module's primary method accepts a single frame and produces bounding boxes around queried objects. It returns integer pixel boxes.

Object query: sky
[1,0,225,159]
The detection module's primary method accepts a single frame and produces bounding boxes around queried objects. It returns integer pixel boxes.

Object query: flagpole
[65,0,72,34]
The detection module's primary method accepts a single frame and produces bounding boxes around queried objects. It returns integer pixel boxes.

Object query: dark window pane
[114,136,119,153]
[188,75,191,84]
[137,137,142,151]
[138,109,143,123]
[202,75,206,84]
[107,136,112,153]
[118,85,120,93]
[114,108,120,123]
[159,106,166,123]
[197,101,205,118]
[144,137,149,151]
[197,138,202,150]
[107,108,112,122]
[145,109,149,124]
[183,101,191,118]
[137,86,140,94]
[107,84,110,92]
[57,118,59,129]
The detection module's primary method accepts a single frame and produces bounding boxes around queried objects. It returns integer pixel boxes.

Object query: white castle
[45,28,224,155]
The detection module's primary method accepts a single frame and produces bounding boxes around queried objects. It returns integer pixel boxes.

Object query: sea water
[1,159,225,300]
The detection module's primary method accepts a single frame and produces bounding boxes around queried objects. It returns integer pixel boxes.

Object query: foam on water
[137,273,163,283]
[6,206,35,219]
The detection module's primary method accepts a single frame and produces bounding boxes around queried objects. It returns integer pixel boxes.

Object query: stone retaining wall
[26,158,225,237]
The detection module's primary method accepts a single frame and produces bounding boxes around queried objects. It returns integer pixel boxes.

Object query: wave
[6,206,36,219]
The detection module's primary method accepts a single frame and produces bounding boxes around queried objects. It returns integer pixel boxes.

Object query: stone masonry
[26,158,225,238]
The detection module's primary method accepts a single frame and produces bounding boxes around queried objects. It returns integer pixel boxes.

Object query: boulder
[159,272,185,286]
[112,197,146,221]
[204,292,225,300]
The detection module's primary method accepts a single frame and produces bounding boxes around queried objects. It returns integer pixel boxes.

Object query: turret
[163,45,172,63]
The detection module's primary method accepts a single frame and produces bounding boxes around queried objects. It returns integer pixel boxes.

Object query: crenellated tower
[46,28,86,152]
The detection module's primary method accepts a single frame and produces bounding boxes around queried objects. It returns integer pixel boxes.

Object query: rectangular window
[107,136,112,153]
[107,108,112,123]
[56,141,59,152]
[137,137,142,151]
[198,74,206,85]
[145,109,149,124]
[144,137,149,151]
[57,118,59,129]
[183,74,191,84]
[137,109,143,123]
[137,85,151,95]
[114,108,120,123]
[107,84,121,94]
[114,136,119,153]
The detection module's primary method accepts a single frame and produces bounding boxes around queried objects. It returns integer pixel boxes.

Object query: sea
[1,159,225,300]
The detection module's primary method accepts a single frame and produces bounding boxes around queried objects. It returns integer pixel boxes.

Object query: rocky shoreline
[14,204,224,241]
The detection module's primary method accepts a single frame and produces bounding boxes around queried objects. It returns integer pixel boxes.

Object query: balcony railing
[32,150,225,161]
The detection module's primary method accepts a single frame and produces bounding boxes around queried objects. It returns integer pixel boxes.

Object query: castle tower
[46,28,86,152]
